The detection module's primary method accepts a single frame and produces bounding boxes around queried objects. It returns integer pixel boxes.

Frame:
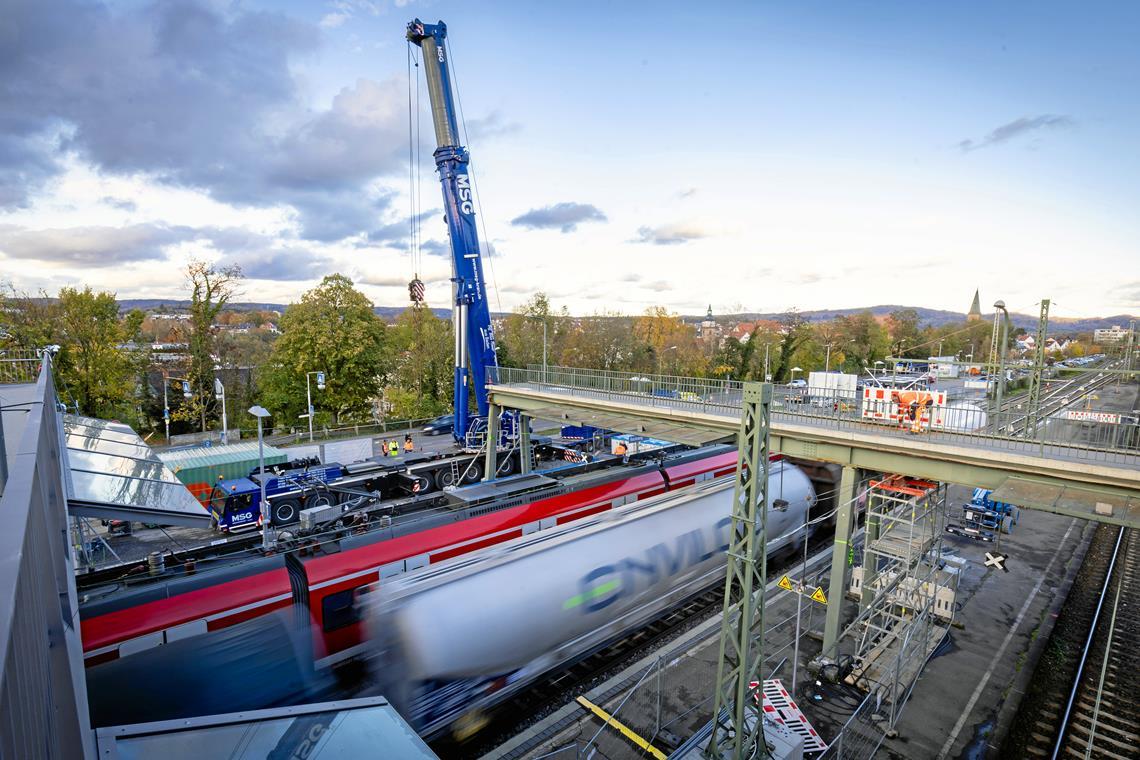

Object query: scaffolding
[845,476,953,730]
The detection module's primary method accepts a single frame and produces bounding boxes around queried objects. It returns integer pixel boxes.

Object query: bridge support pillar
[823,465,858,657]
[483,403,499,481]
[519,413,532,474]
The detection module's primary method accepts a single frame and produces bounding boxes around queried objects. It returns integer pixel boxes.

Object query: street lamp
[763,343,774,382]
[304,371,326,443]
[526,315,548,381]
[656,345,678,375]
[215,378,228,445]
[824,340,855,372]
[249,405,272,552]
[993,300,1010,417]
[162,372,192,443]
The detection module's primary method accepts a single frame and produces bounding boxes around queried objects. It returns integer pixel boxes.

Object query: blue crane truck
[208,448,525,531]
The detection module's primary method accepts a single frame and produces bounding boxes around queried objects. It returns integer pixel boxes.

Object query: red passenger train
[80,450,739,668]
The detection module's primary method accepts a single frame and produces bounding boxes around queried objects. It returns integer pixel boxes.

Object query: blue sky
[0,0,1136,318]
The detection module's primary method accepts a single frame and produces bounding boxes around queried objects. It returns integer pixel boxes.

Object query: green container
[159,442,289,503]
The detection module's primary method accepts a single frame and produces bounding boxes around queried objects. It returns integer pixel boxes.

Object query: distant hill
[118,299,1133,334]
[687,305,1136,334]
[119,299,451,321]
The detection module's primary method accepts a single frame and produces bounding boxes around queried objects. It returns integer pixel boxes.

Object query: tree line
[1,271,1088,439]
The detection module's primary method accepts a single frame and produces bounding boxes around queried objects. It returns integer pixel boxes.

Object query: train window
[322,588,363,632]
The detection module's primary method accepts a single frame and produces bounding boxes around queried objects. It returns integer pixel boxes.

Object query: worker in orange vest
[614,441,628,459]
[404,434,415,453]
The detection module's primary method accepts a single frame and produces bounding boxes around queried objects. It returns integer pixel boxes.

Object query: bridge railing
[492,366,1140,467]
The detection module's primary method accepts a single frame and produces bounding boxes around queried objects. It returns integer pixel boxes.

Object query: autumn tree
[632,306,704,375]
[182,261,243,431]
[259,274,387,428]
[560,313,639,371]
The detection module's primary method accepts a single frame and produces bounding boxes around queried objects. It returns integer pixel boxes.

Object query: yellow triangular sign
[778,575,794,592]
[810,587,828,604]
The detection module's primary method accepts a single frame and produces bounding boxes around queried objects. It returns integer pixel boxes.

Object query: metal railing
[0,348,48,384]
[492,366,1140,467]
[0,354,94,758]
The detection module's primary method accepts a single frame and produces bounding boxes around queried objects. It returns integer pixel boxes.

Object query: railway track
[1051,527,1140,759]
[1003,525,1140,759]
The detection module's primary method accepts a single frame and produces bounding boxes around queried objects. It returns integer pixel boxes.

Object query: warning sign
[810,587,828,604]
[777,575,794,592]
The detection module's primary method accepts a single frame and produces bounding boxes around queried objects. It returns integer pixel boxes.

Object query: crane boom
[407,18,499,443]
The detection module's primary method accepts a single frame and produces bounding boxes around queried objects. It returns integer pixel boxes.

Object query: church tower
[967,289,982,321]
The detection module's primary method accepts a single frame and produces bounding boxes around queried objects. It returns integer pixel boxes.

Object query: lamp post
[215,378,228,445]
[825,340,854,372]
[993,300,1010,420]
[763,343,774,382]
[304,371,326,442]
[249,405,272,552]
[526,315,548,381]
[162,373,192,443]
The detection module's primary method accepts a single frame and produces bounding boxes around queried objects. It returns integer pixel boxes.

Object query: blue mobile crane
[407,19,500,445]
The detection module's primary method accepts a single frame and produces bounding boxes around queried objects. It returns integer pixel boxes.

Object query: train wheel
[462,461,483,483]
[272,498,301,525]
[434,468,458,490]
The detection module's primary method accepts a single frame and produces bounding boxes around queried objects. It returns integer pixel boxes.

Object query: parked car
[422,414,455,436]
[788,379,807,389]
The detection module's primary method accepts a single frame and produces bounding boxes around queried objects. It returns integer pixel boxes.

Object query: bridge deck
[488,368,1140,525]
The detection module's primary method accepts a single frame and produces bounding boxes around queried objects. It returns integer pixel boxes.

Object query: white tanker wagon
[367,459,816,737]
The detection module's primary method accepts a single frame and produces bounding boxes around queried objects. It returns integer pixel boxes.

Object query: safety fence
[0,348,48,385]
[817,690,889,760]
[492,365,1140,468]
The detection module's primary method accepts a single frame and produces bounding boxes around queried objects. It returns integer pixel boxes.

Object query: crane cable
[406,42,425,305]
[442,36,504,317]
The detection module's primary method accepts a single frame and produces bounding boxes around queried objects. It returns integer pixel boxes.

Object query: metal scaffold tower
[1024,299,1051,436]
[846,476,954,730]
[708,382,772,759]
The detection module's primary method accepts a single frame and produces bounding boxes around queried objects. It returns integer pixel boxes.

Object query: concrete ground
[500,485,1093,760]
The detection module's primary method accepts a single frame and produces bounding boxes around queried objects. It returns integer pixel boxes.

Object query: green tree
[886,308,922,357]
[834,311,890,373]
[0,283,56,349]
[0,285,145,421]
[55,287,145,419]
[259,274,387,428]
[498,293,570,370]
[384,305,452,419]
[183,261,243,431]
